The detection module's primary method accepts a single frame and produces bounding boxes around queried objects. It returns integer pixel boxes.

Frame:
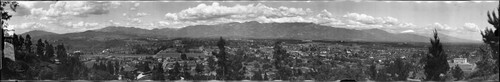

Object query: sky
[4,1,499,41]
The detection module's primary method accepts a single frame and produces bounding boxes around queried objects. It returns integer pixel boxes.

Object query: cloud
[62,21,100,29]
[13,1,39,16]
[29,1,120,19]
[341,13,401,28]
[164,2,314,22]
[12,22,48,29]
[10,22,49,33]
[161,3,410,30]
[463,23,480,32]
[18,1,37,8]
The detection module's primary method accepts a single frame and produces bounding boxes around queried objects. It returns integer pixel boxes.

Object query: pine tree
[169,61,181,80]
[273,41,292,80]
[25,35,32,53]
[182,62,192,80]
[263,72,268,80]
[451,65,464,81]
[44,40,54,62]
[424,30,450,81]
[252,70,263,80]
[195,63,204,75]
[194,63,205,80]
[207,55,216,74]
[152,63,165,80]
[56,44,67,59]
[389,58,410,81]
[93,63,99,70]
[369,64,377,80]
[18,36,24,50]
[36,39,45,58]
[12,34,18,47]
[181,53,187,60]
[484,1,500,73]
[215,37,229,80]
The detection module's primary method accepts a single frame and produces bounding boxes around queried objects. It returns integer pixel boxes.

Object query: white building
[453,58,469,64]
[449,58,475,72]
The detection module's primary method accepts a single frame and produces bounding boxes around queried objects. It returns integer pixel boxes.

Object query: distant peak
[21,30,58,36]
[23,30,56,34]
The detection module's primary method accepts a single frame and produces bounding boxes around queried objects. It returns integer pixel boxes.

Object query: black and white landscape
[1,1,499,81]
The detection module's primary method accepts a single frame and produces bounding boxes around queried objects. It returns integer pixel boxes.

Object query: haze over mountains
[22,21,479,43]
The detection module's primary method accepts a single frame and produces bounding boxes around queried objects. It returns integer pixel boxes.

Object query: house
[449,58,476,72]
[453,58,469,64]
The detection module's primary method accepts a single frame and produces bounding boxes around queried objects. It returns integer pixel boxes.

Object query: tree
[169,61,181,80]
[207,55,216,71]
[194,63,205,80]
[424,30,450,81]
[263,72,269,80]
[195,63,204,75]
[215,37,229,80]
[18,36,24,50]
[252,70,263,80]
[451,65,464,81]
[55,44,88,80]
[273,41,292,80]
[470,47,497,78]
[182,62,192,80]
[369,64,377,80]
[181,53,187,60]
[56,44,67,59]
[388,58,410,81]
[484,1,500,73]
[25,35,32,53]
[1,1,19,52]
[44,40,54,62]
[152,63,165,80]
[36,39,45,58]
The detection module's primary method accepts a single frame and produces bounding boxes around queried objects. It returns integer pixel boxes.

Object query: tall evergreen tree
[451,65,464,81]
[263,72,268,80]
[194,63,205,80]
[389,58,410,81]
[252,70,263,80]
[369,64,377,80]
[182,62,192,80]
[484,1,500,73]
[12,34,18,47]
[169,61,181,80]
[195,63,204,75]
[215,37,229,80]
[25,35,32,53]
[273,41,292,80]
[44,40,54,62]
[56,44,67,59]
[152,63,165,80]
[181,53,187,60]
[36,39,44,57]
[207,55,216,74]
[18,36,24,50]
[424,30,450,81]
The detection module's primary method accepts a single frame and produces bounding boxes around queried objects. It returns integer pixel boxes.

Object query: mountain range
[21,21,479,43]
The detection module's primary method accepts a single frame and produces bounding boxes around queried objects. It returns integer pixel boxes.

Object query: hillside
[22,21,479,43]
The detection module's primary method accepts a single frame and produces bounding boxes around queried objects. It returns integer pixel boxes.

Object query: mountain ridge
[21,21,480,43]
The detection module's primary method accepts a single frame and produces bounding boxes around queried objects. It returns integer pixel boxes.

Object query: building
[453,58,469,64]
[449,58,476,72]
